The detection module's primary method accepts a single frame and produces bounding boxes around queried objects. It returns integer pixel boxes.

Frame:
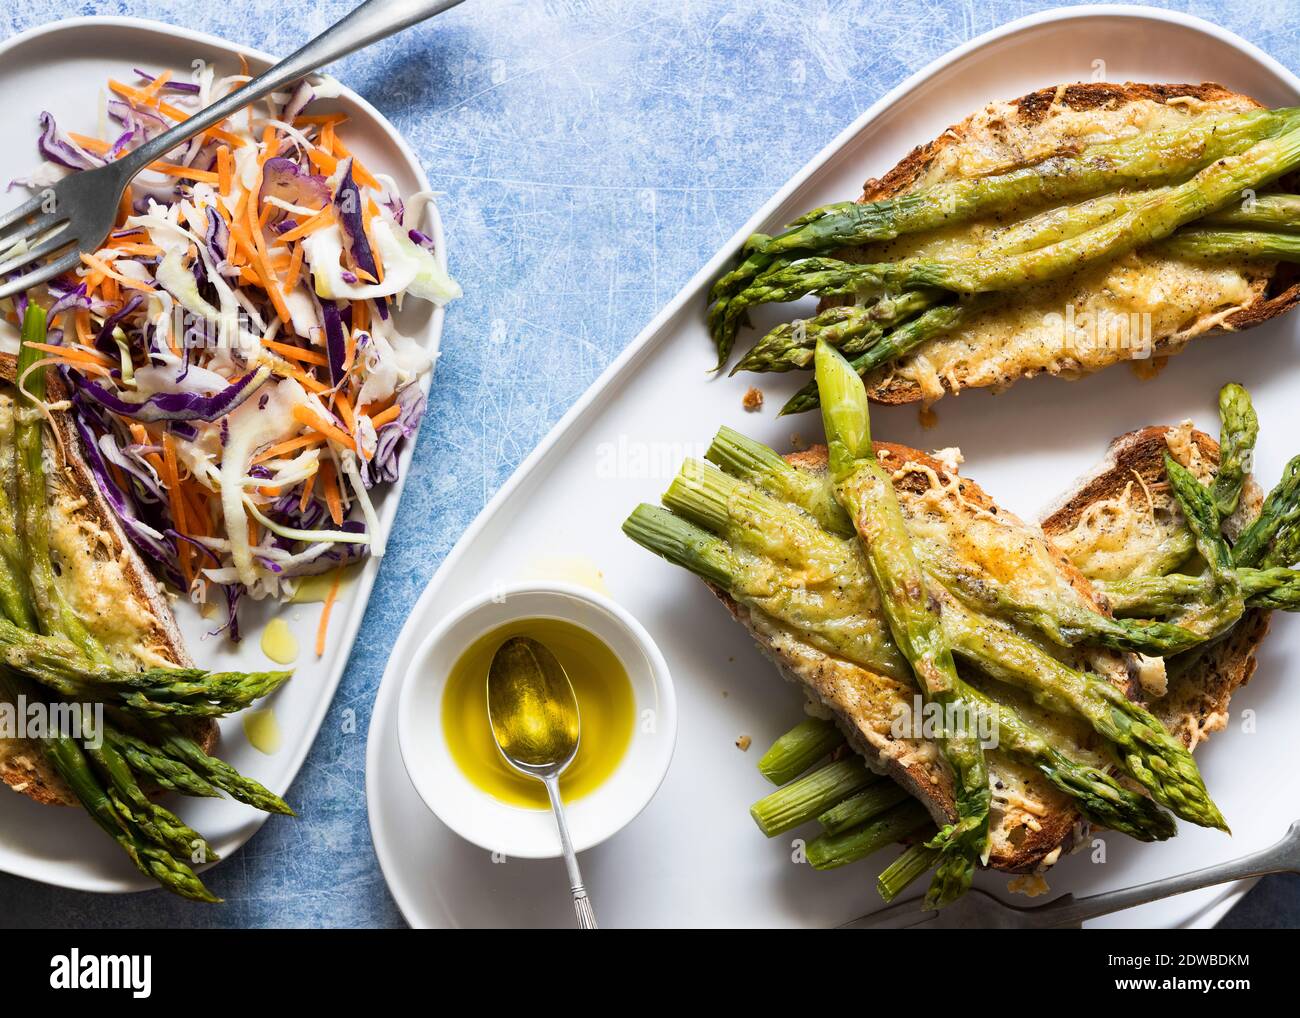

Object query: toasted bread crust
[0,358,215,806]
[826,82,1299,405]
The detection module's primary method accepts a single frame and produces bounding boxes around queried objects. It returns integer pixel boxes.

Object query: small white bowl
[396,581,677,859]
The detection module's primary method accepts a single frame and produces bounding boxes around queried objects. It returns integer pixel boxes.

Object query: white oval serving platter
[368,4,1300,928]
[0,16,450,894]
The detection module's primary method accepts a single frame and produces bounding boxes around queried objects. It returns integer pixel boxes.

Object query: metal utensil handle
[119,0,465,173]
[1042,820,1300,927]
[543,775,599,930]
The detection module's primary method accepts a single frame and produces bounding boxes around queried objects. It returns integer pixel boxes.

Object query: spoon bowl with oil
[487,635,598,929]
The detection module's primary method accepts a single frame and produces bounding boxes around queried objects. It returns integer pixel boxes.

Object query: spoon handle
[543,775,599,930]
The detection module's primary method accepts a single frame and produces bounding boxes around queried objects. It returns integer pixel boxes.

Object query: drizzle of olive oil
[260,618,299,664]
[442,618,635,809]
[243,708,282,754]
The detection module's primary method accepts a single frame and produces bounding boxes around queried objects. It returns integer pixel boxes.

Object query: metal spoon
[487,636,598,929]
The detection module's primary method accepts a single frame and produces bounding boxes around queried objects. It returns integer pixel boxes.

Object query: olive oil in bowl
[442,618,635,809]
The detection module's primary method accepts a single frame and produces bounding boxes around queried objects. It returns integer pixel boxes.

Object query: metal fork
[0,0,466,301]
[842,820,1300,929]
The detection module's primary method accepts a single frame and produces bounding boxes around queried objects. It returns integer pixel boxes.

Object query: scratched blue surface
[2,0,1298,929]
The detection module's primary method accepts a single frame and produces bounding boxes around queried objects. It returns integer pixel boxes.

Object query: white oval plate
[367,5,1300,928]
[0,16,449,894]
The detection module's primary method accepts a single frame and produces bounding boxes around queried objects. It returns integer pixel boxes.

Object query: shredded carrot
[161,435,193,588]
[269,357,330,395]
[319,460,343,525]
[146,161,221,184]
[73,309,92,346]
[257,486,283,498]
[284,242,304,291]
[315,568,343,656]
[328,137,382,190]
[251,432,326,465]
[334,391,357,435]
[67,133,111,154]
[298,470,316,513]
[343,331,357,373]
[22,342,112,367]
[351,299,370,334]
[106,240,164,257]
[216,145,233,195]
[108,80,244,147]
[276,205,335,244]
[244,175,292,325]
[292,405,356,451]
[79,253,155,292]
[369,404,402,429]
[261,338,328,367]
[360,395,396,418]
[137,69,173,102]
[304,147,339,177]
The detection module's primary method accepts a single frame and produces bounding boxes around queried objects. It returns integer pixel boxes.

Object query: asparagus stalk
[732,289,940,374]
[781,304,966,415]
[1201,193,1300,229]
[0,617,291,717]
[151,720,295,816]
[806,801,932,870]
[709,106,1300,323]
[818,781,910,834]
[947,603,1226,831]
[1234,456,1300,568]
[102,726,222,799]
[1212,383,1260,517]
[14,306,101,658]
[816,340,990,907]
[720,123,1300,369]
[757,718,844,785]
[1164,227,1300,263]
[84,729,218,862]
[706,425,854,538]
[749,757,876,836]
[878,840,942,902]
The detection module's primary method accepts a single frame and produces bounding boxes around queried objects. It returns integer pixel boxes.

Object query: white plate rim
[0,14,450,894]
[366,2,1287,929]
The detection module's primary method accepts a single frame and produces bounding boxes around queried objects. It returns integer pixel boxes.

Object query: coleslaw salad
[3,62,460,647]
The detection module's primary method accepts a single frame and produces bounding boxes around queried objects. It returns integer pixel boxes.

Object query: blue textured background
[2,0,1298,928]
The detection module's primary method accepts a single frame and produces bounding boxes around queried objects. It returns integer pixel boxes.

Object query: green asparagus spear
[1201,193,1300,229]
[14,305,101,658]
[947,604,1226,831]
[750,757,876,836]
[151,720,295,816]
[781,304,966,415]
[0,617,291,717]
[102,725,222,799]
[818,781,910,834]
[757,718,844,785]
[705,425,853,538]
[710,106,1300,308]
[878,840,942,901]
[806,801,932,870]
[732,290,940,374]
[719,124,1300,364]
[1164,227,1300,263]
[1234,456,1300,568]
[1212,383,1260,517]
[816,339,990,907]
[84,729,218,863]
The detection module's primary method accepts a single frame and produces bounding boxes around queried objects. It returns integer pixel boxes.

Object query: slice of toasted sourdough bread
[708,426,1266,874]
[1041,423,1268,750]
[825,83,1300,405]
[0,357,215,806]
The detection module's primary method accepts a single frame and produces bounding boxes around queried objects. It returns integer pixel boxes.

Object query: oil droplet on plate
[243,708,282,755]
[524,556,609,595]
[261,618,299,664]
